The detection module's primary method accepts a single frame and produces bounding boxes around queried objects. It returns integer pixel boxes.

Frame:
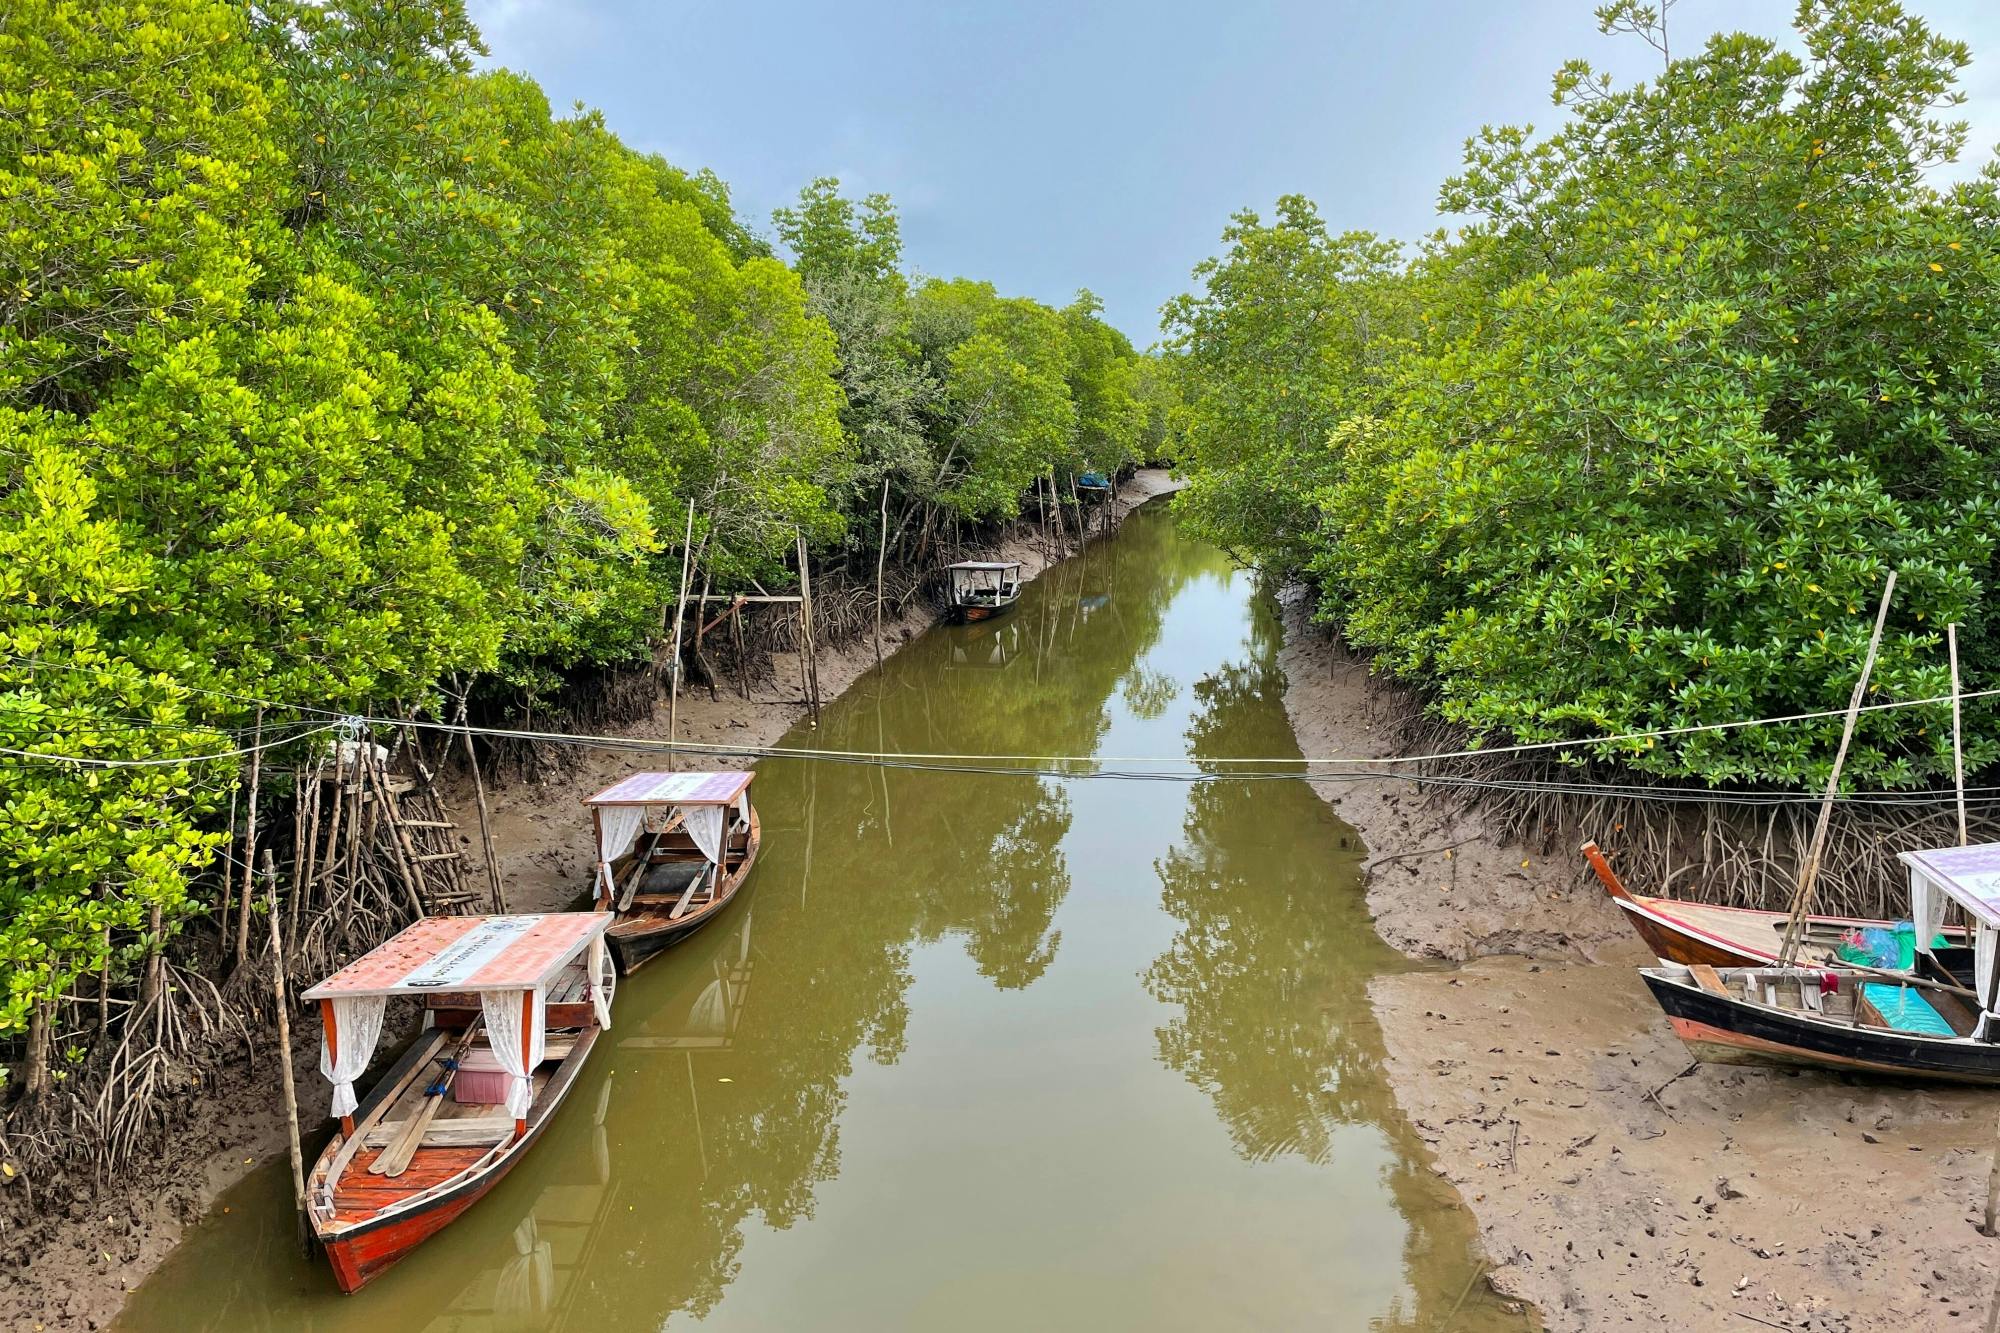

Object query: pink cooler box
[453,1049,513,1105]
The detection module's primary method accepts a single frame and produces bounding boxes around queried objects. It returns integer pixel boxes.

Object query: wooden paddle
[1837,960,1980,1001]
[372,1020,482,1177]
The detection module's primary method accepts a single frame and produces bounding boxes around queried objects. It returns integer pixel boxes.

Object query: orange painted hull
[322,1158,515,1292]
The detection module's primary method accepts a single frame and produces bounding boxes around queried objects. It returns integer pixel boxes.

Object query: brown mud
[7,471,1178,1333]
[1279,590,2000,1332]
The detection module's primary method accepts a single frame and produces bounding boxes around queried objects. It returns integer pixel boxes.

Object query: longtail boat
[302,912,615,1292]
[1582,840,1965,968]
[943,560,1023,623]
[1641,841,2000,1085]
[584,770,761,974]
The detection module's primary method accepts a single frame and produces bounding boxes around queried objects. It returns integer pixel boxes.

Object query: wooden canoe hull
[1606,895,1914,969]
[312,1008,607,1292]
[605,811,760,976]
[322,1142,526,1292]
[1583,839,1962,968]
[1642,969,2000,1086]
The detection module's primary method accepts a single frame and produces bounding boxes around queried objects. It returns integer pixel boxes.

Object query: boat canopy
[303,913,610,1121]
[584,770,754,899]
[943,561,1023,572]
[1900,841,2000,1026]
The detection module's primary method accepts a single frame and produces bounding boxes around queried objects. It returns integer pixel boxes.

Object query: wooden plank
[1689,964,1731,997]
[668,866,712,921]
[362,1117,517,1149]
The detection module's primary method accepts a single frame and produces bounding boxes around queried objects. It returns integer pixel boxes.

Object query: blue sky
[467,1,2000,344]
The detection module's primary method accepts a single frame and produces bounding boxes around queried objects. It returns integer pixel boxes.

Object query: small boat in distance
[943,560,1023,623]
[584,770,761,974]
[1582,840,1965,969]
[303,912,615,1292]
[1640,840,2000,1085]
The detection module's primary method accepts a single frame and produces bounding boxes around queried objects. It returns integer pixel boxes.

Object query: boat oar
[372,1020,481,1178]
[1835,960,1980,1001]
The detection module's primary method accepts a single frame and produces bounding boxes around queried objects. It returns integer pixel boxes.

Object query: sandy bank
[15,470,1180,1333]
[1278,591,2000,1331]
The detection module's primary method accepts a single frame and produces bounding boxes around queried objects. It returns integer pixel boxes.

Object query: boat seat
[640,861,706,897]
[1860,983,1957,1037]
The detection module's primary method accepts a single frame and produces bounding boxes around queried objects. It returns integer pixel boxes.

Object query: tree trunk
[21,1000,52,1103]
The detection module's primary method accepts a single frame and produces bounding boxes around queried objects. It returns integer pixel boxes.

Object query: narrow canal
[117,503,1531,1331]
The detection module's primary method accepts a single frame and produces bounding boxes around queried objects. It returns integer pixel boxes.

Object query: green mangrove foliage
[1168,0,2000,790]
[0,0,1158,1088]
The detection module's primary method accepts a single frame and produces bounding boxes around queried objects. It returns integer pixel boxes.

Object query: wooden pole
[457,692,506,914]
[796,535,821,725]
[1950,622,1969,848]
[694,561,718,703]
[731,603,749,701]
[666,498,696,772]
[874,477,890,667]
[264,853,311,1254]
[217,782,239,943]
[1778,571,1896,965]
[234,707,266,967]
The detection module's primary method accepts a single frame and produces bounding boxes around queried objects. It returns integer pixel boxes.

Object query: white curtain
[595,806,647,896]
[733,793,751,828]
[319,995,387,1121]
[588,935,613,1031]
[689,979,728,1039]
[481,988,547,1120]
[1912,868,1942,956]
[1977,924,1999,1040]
[494,1215,554,1333]
[680,803,726,865]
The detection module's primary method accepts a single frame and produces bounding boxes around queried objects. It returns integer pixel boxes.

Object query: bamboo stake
[1778,572,1896,965]
[694,561,718,703]
[264,853,311,1253]
[731,602,749,701]
[797,534,821,725]
[292,754,323,938]
[363,754,428,919]
[234,707,265,967]
[316,745,347,888]
[1950,623,1968,848]
[217,782,239,943]
[457,693,506,914]
[666,498,696,773]
[874,476,889,667]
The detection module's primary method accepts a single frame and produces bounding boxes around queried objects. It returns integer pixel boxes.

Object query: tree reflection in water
[112,507,1526,1333]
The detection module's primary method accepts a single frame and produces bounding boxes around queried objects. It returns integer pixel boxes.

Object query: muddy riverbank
[9,472,1178,1333]
[1279,592,2000,1332]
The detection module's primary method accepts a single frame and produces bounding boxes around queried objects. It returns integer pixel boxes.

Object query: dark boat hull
[1642,969,2000,1085]
[608,905,722,972]
[949,597,1017,624]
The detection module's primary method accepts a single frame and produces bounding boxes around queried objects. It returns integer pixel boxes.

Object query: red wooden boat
[584,770,762,975]
[1581,840,1964,968]
[302,912,615,1292]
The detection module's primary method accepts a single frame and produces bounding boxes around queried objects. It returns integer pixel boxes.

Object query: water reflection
[116,505,1530,1333]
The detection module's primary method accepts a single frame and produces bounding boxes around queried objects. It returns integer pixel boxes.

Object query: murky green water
[117,504,1531,1332]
